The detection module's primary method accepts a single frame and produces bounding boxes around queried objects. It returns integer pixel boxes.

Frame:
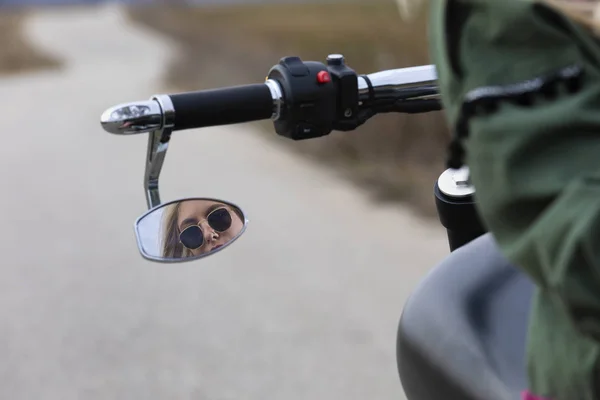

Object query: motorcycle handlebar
[357,65,438,102]
[100,58,439,137]
[169,83,275,131]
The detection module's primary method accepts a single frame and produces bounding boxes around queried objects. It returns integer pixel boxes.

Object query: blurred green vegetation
[129,1,449,216]
[0,11,61,75]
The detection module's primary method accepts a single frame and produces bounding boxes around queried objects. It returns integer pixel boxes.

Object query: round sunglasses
[179,207,233,250]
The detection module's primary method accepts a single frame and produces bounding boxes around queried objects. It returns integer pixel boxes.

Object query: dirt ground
[0,10,61,75]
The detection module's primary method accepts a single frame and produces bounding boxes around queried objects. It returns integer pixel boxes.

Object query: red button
[317,71,331,84]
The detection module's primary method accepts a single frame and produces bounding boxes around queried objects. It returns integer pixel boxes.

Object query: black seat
[397,233,534,400]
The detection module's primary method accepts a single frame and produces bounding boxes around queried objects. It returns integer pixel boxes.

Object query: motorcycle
[100,54,533,400]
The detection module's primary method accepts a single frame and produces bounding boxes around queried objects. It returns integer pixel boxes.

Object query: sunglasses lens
[179,225,204,249]
[208,208,232,232]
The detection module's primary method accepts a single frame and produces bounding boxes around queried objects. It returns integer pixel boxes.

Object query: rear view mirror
[102,97,249,263]
[135,198,248,263]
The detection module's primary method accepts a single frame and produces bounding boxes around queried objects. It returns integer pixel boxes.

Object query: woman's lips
[212,244,224,251]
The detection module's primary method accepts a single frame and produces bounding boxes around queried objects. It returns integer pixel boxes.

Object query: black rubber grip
[168,83,273,131]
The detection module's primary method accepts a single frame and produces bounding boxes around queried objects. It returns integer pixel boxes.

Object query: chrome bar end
[100,100,163,135]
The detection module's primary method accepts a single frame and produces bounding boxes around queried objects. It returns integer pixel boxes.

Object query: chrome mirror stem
[143,94,175,209]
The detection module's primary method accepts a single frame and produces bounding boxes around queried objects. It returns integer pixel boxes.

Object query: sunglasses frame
[134,197,249,264]
[178,206,234,250]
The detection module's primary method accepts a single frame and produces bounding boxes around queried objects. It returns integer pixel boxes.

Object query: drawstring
[446,113,469,170]
[446,135,466,170]
[444,64,583,171]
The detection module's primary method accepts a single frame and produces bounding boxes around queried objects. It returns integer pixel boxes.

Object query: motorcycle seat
[397,233,533,400]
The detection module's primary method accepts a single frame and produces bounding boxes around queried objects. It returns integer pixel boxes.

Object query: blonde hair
[161,202,194,259]
[544,0,600,32]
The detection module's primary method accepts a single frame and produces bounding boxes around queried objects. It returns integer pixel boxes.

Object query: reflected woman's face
[176,200,244,256]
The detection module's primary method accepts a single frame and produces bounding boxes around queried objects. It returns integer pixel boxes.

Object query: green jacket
[429,0,600,398]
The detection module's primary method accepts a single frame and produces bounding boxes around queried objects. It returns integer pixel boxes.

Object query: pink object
[522,390,552,400]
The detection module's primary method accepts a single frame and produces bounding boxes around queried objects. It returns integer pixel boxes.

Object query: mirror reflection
[135,198,247,262]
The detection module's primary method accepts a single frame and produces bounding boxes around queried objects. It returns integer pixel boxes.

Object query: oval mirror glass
[135,198,248,263]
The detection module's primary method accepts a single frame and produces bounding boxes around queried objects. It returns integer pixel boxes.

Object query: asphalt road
[0,5,448,400]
